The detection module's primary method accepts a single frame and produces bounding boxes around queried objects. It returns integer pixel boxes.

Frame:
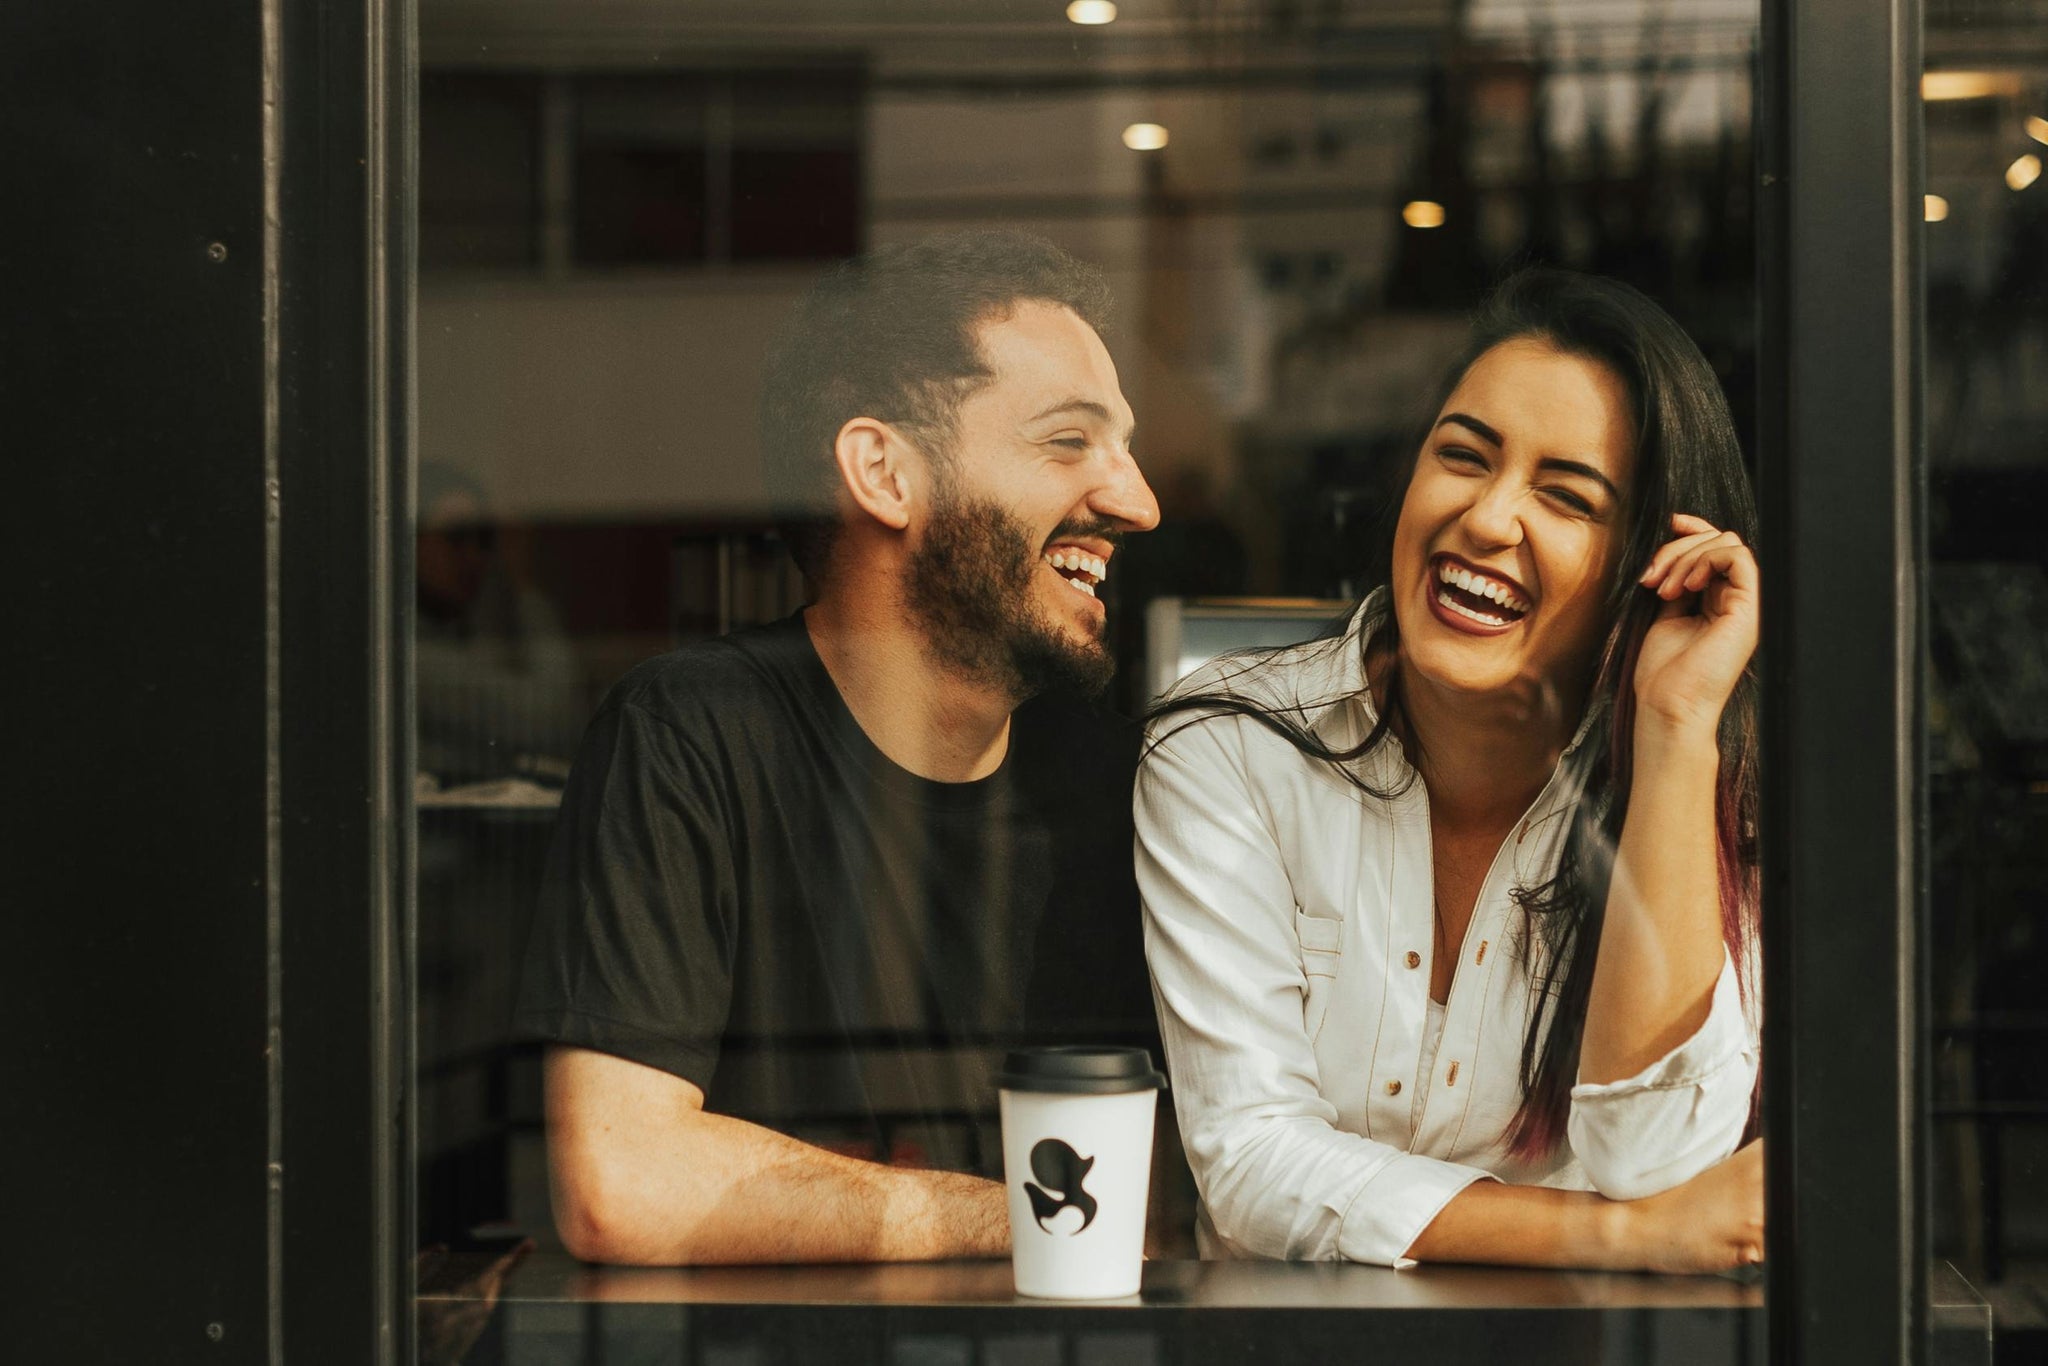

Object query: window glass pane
[1925,0,2047,1352]
[414,3,1768,1358]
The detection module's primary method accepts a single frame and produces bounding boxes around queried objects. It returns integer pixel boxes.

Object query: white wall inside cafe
[419,87,1166,522]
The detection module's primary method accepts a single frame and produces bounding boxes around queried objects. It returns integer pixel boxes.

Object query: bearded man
[515,232,1162,1265]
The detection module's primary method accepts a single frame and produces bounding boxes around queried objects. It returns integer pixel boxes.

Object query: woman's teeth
[1435,561,1530,624]
[1044,548,1106,598]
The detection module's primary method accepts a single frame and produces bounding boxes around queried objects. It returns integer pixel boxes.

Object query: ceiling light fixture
[1402,200,1447,229]
[1122,123,1169,151]
[1067,1,1118,23]
[2028,115,2048,145]
[1925,194,1950,222]
[2008,154,2041,191]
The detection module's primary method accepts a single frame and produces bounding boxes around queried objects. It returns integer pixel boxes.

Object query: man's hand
[545,1046,1010,1265]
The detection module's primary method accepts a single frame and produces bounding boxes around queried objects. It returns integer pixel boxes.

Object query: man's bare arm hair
[544,1046,1010,1265]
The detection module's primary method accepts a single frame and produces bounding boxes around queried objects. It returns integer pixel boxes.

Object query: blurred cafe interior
[15,0,2048,1361]
[411,0,1768,1271]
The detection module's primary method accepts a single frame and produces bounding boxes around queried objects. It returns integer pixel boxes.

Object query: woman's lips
[1425,580,1519,635]
[1423,559,1527,636]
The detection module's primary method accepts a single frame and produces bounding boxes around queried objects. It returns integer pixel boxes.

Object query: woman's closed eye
[1541,486,1597,516]
[1437,446,1487,471]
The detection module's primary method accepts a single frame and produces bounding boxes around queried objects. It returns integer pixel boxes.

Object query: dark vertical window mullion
[1757,0,1927,1362]
[274,0,415,1361]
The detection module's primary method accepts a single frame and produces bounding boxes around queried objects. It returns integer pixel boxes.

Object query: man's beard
[903,487,1116,702]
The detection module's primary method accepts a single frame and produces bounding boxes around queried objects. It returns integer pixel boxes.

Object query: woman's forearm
[1578,720,1727,1086]
[1405,1140,1766,1274]
[1404,1180,1628,1268]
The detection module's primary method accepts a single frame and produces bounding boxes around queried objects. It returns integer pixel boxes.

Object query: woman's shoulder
[1153,598,1379,726]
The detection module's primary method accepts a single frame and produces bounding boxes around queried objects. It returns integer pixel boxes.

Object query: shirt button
[1386,1080,1403,1096]
[1405,951,1421,969]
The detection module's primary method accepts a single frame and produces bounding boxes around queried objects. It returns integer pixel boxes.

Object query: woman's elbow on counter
[1567,1104,1743,1202]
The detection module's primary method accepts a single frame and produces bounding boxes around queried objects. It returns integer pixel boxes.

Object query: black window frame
[1756,0,1929,1359]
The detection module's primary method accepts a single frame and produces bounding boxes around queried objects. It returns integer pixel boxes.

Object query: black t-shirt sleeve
[513,696,737,1091]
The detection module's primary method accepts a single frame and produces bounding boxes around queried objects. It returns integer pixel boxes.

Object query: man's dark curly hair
[760,230,1113,584]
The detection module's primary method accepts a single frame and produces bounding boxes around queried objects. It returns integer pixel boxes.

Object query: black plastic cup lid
[995,1046,1166,1095]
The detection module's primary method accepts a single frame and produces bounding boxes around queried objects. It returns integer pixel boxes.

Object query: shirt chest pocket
[1295,909,1344,1043]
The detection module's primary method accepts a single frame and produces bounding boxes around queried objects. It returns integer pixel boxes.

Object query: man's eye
[1051,437,1089,450]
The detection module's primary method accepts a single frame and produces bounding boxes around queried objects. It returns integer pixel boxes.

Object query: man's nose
[1093,449,1161,532]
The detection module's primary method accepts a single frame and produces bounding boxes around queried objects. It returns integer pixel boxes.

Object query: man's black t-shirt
[514,613,1152,1176]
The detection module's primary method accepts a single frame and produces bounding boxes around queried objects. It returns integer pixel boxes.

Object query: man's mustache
[1042,519,1126,552]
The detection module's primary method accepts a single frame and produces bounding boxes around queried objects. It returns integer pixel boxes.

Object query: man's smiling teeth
[1044,548,1107,598]
[1437,560,1530,613]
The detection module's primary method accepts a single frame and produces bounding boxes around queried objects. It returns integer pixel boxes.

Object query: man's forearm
[552,1103,1010,1266]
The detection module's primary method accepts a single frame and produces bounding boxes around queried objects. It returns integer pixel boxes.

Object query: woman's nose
[1461,483,1524,548]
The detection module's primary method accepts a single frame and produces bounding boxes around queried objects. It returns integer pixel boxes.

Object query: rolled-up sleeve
[1567,949,1758,1200]
[1137,713,1493,1266]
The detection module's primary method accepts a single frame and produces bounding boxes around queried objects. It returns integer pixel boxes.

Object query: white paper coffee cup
[996,1046,1166,1300]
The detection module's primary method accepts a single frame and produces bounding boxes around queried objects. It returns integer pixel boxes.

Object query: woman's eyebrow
[1436,412,1502,446]
[1438,413,1621,500]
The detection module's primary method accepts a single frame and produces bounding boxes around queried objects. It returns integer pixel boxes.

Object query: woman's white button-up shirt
[1136,603,1759,1266]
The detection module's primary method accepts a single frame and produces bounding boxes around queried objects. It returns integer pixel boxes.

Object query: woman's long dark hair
[1148,268,1760,1160]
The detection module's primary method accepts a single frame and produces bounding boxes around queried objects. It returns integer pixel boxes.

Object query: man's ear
[831,417,916,531]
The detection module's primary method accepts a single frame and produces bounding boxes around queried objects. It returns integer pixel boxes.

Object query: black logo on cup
[1023,1138,1099,1235]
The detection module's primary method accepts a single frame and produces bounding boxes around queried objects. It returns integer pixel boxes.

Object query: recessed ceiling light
[2028,115,2048,145]
[2008,154,2041,191]
[1123,123,1169,151]
[1067,1,1118,23]
[1925,194,1950,222]
[1402,200,1446,229]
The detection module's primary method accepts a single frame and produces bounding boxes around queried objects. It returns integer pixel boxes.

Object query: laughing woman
[1137,269,1764,1271]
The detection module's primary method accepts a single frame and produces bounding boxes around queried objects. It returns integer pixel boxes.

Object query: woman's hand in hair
[1632,513,1760,737]
[1622,1139,1766,1274]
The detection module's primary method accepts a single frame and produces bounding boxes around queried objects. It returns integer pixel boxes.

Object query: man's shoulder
[601,616,819,732]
